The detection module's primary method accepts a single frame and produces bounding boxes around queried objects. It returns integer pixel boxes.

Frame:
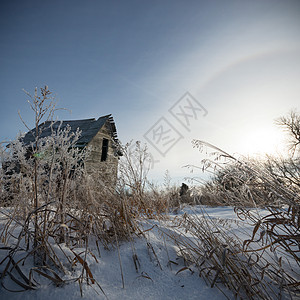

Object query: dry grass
[0,136,169,296]
[160,206,299,299]
[174,139,300,299]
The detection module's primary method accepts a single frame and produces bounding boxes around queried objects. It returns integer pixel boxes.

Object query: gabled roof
[22,114,119,148]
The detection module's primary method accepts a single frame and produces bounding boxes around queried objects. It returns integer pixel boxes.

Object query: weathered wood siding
[85,121,118,187]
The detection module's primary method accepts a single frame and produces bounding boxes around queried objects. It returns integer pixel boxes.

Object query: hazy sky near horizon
[1,0,300,183]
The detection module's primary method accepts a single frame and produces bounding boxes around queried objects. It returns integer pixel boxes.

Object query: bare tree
[19,86,58,258]
[276,110,300,156]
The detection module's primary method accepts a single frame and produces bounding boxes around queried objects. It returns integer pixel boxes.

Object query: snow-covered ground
[0,206,296,299]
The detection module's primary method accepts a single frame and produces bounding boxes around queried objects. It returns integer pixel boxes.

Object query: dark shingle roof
[22,114,118,147]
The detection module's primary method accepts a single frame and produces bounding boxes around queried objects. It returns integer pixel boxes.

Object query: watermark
[169,92,208,131]
[143,117,183,157]
[143,92,208,163]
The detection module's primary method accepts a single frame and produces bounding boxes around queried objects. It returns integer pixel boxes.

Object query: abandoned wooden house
[21,114,122,186]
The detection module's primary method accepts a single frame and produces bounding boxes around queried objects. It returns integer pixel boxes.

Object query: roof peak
[50,114,112,123]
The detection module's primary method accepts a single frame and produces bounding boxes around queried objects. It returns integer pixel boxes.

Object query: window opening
[101,138,109,161]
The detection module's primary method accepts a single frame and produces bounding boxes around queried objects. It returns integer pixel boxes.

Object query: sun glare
[237,127,286,157]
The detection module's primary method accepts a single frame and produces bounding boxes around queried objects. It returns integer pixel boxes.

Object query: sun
[237,126,286,157]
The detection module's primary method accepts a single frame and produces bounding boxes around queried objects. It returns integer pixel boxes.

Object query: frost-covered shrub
[0,87,139,294]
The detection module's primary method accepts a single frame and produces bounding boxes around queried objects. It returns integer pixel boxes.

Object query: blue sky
[1,0,300,183]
